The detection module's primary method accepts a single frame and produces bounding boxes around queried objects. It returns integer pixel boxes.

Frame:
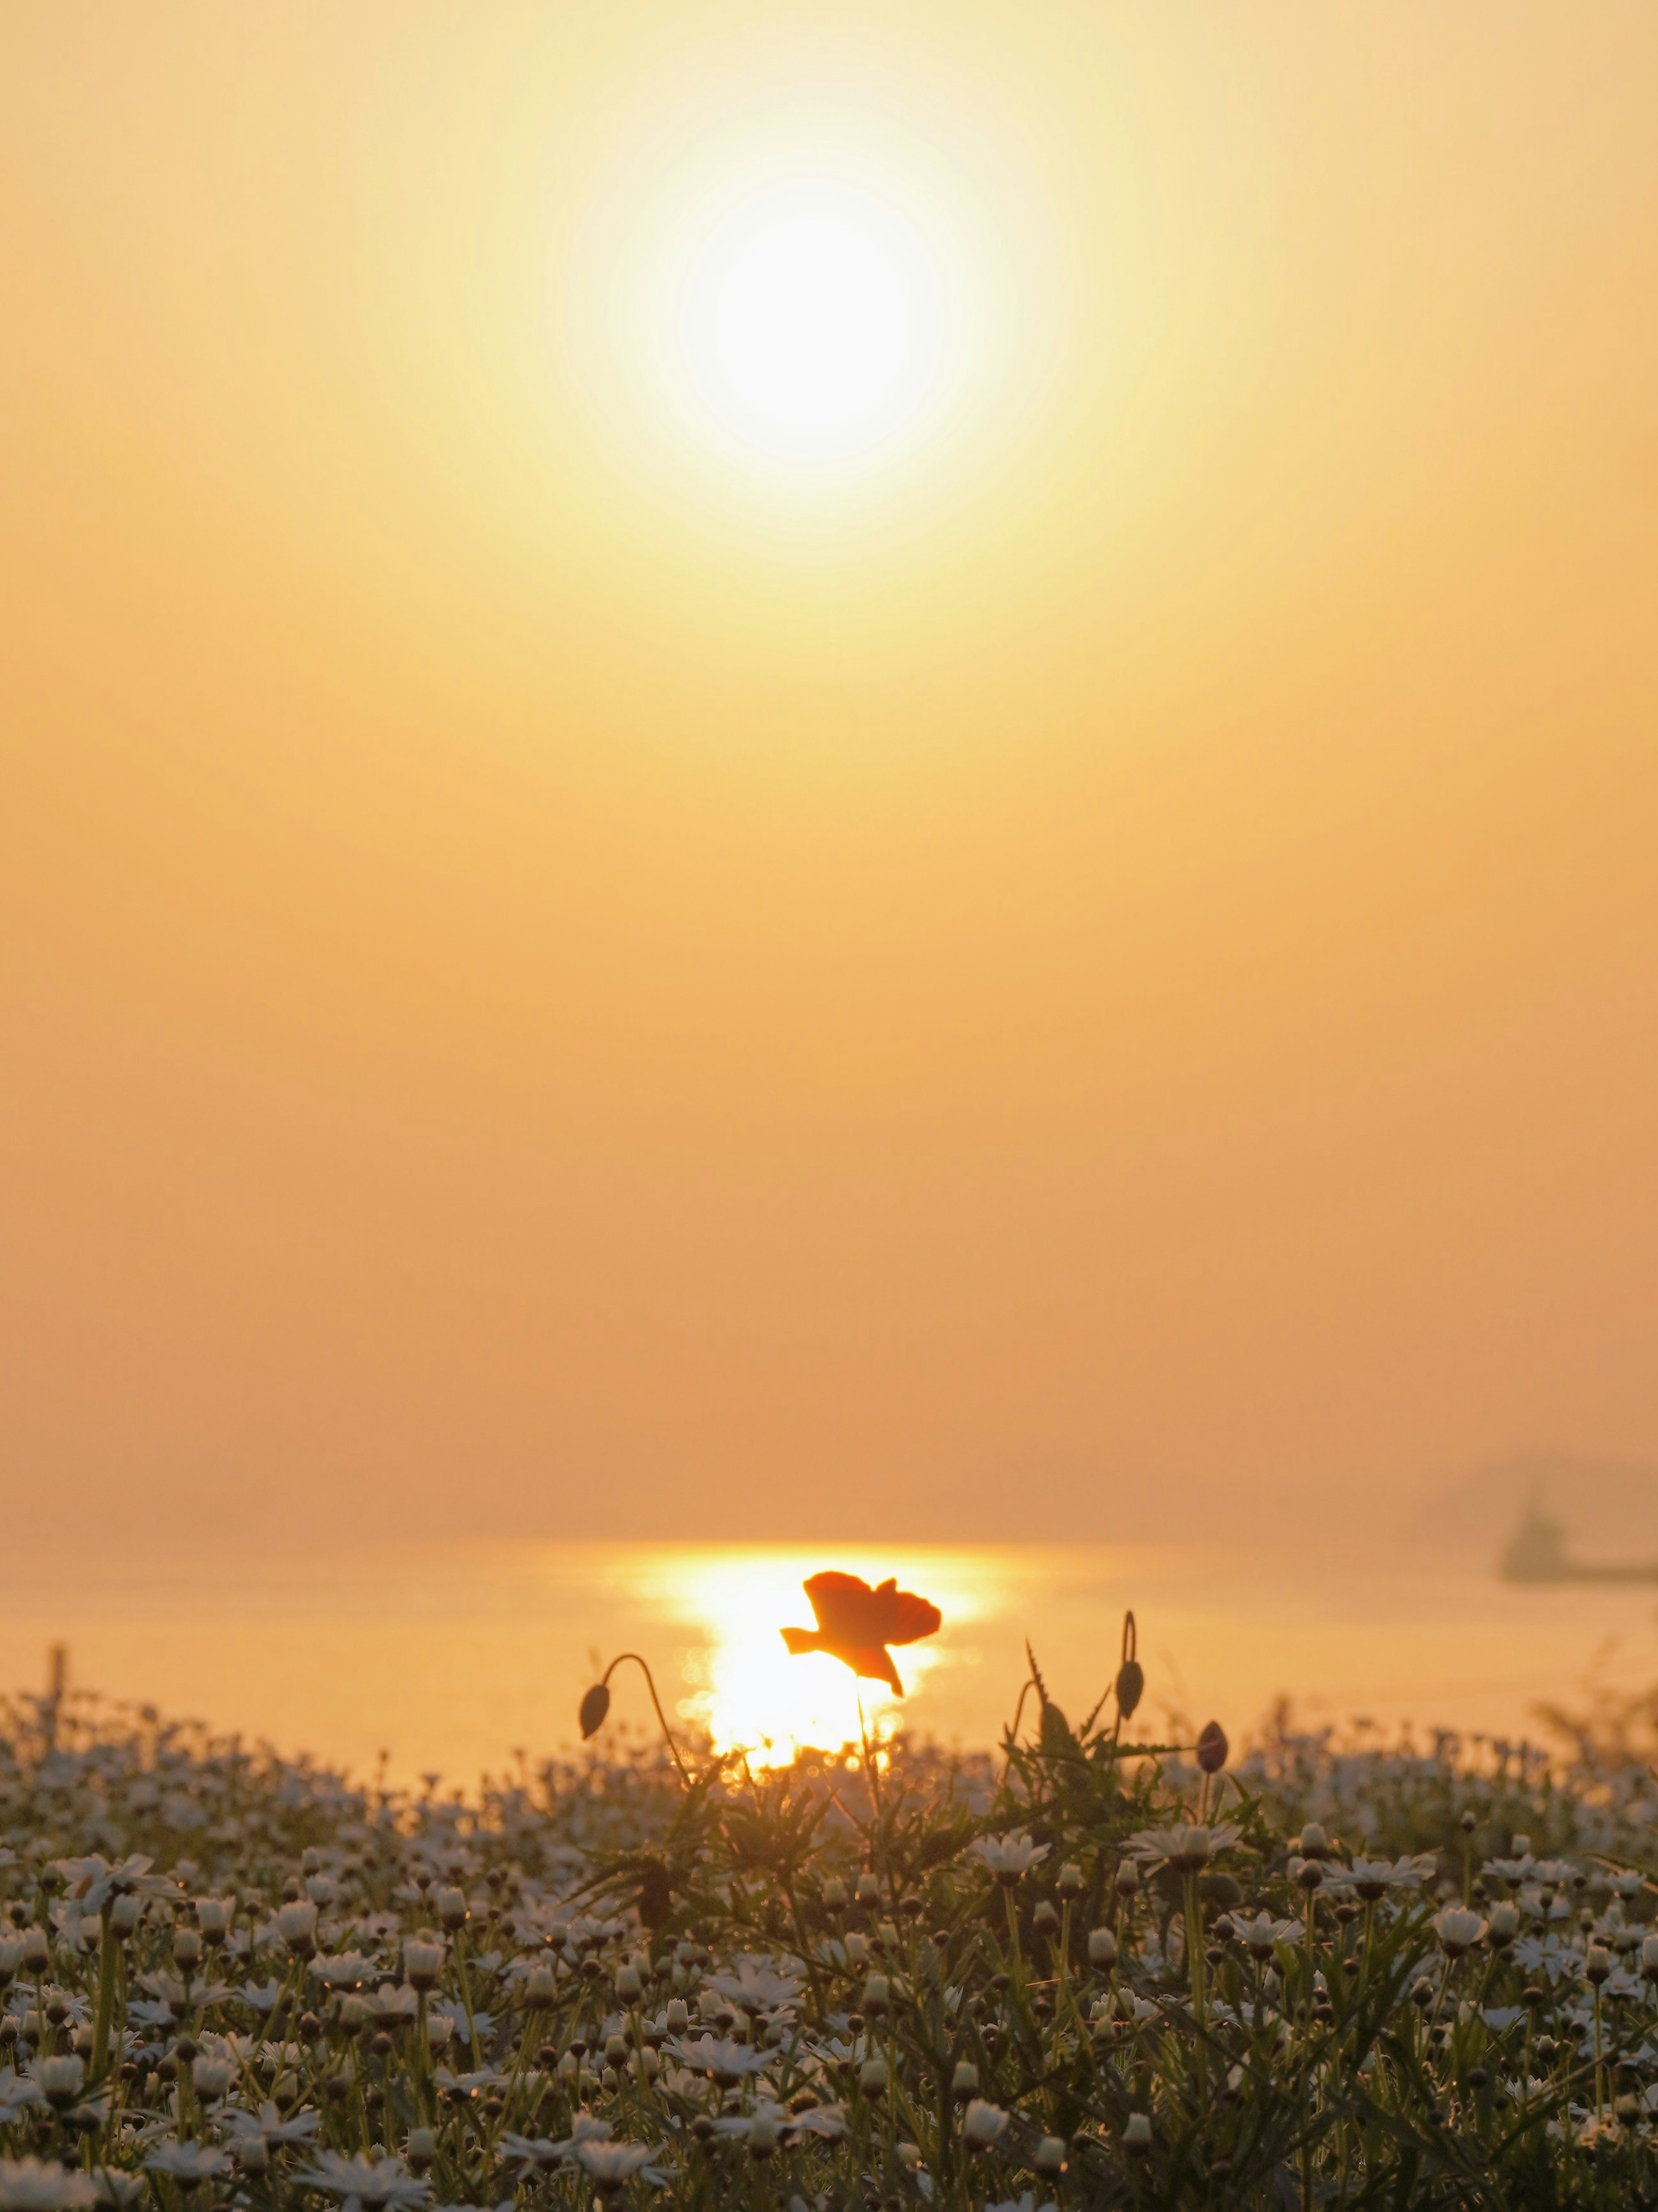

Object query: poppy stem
[856,1691,885,1828]
[601,1653,693,1786]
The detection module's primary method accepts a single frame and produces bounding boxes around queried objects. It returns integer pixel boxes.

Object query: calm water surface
[3,1540,1656,1787]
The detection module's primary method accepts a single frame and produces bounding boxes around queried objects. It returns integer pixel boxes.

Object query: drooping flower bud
[1115,1659,1145,1721]
[579,1683,611,1739]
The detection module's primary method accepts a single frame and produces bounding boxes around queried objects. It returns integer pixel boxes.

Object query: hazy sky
[3,3,1655,1544]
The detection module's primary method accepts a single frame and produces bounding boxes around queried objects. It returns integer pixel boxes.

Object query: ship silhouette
[1499,1498,1658,1584]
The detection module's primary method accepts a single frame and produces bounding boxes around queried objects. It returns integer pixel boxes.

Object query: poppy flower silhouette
[780,1571,942,1696]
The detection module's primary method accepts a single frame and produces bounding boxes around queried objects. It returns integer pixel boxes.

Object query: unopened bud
[1196,1720,1228,1773]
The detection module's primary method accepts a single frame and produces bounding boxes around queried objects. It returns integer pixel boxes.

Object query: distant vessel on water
[1499,1500,1658,1584]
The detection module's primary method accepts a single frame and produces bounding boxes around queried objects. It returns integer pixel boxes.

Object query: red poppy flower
[780,1571,942,1696]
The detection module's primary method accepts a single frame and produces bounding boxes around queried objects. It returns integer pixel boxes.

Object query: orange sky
[2,3,1656,1544]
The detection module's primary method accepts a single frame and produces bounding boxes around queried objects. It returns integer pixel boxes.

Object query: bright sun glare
[630,150,979,486]
[675,180,943,466]
[614,1548,1000,1767]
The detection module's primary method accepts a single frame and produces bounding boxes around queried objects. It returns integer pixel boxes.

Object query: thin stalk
[91,1905,119,2079]
[599,1655,693,1786]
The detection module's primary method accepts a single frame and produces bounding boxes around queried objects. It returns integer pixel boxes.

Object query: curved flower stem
[856,1692,885,1831]
[600,1654,693,1786]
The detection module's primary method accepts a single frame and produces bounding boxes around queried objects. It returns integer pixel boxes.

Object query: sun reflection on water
[610,1547,1008,1766]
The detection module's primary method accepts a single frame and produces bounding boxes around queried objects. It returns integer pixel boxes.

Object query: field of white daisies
[6,1642,1658,2212]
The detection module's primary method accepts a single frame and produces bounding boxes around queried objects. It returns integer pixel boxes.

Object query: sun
[671,177,944,470]
[629,148,981,487]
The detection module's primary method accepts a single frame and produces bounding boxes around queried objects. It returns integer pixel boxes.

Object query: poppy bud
[579,1683,611,1739]
[1196,1721,1228,1773]
[1115,1659,1145,1721]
